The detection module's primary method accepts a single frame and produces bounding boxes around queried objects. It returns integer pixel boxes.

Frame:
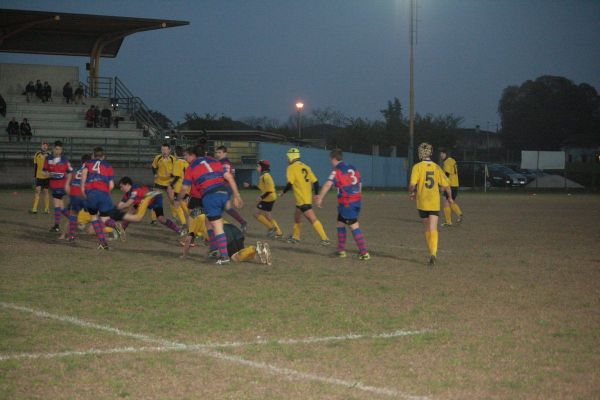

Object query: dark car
[487,164,527,187]
[457,162,527,188]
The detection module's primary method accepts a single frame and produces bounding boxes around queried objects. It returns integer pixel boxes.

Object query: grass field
[1,189,599,399]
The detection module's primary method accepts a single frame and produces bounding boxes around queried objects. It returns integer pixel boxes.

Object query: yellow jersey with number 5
[410,160,449,211]
[442,157,459,187]
[286,161,317,206]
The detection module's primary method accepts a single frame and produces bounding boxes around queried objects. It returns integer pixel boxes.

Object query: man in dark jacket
[20,118,32,141]
[6,117,19,142]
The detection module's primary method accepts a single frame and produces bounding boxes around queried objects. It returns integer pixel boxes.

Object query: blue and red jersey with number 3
[183,156,225,198]
[44,155,73,189]
[328,162,362,205]
[84,159,114,193]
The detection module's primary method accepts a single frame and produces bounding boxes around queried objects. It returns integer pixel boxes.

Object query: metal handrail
[114,77,167,139]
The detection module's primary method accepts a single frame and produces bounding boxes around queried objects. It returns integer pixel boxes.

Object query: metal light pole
[408,0,417,183]
[296,101,304,139]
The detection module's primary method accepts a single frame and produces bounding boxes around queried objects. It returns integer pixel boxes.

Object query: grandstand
[0,9,189,184]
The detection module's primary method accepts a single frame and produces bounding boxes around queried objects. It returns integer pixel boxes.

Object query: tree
[148,109,173,129]
[380,97,403,132]
[413,113,462,150]
[498,76,600,150]
[182,113,251,130]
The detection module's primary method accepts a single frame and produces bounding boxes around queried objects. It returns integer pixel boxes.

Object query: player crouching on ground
[409,142,453,266]
[182,219,271,265]
[102,177,180,238]
[251,160,283,238]
[279,148,329,245]
[315,149,370,260]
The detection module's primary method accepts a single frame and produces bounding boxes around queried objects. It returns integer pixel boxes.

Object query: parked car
[457,162,527,188]
[513,168,537,183]
[487,164,527,187]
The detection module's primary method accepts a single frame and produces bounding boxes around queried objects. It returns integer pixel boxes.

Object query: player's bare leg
[50,197,64,232]
[302,208,329,245]
[286,208,303,243]
[422,215,439,266]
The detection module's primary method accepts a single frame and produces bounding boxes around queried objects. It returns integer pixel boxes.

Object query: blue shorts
[51,188,66,199]
[202,190,230,221]
[148,193,163,209]
[337,201,361,224]
[68,196,85,212]
[85,190,114,216]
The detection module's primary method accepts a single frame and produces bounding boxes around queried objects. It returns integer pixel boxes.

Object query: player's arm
[223,171,243,209]
[151,156,159,176]
[117,198,134,210]
[64,173,72,195]
[408,166,419,200]
[438,169,453,203]
[80,168,88,198]
[174,184,189,205]
[315,180,333,208]
[108,179,114,192]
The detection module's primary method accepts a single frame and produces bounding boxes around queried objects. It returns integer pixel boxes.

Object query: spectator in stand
[62,82,73,104]
[20,118,32,142]
[101,106,112,128]
[24,81,36,102]
[35,80,44,102]
[74,85,85,104]
[85,105,96,128]
[112,105,120,128]
[43,81,52,102]
[6,117,20,142]
[93,105,100,127]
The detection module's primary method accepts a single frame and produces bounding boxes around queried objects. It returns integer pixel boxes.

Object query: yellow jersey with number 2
[286,161,317,206]
[410,160,449,211]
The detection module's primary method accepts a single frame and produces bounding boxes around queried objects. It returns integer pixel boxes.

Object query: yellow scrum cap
[287,147,301,162]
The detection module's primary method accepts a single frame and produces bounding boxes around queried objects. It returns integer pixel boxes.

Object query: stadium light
[295,101,304,139]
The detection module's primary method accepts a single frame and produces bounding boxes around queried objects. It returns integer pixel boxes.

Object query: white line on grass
[0,329,432,361]
[0,302,430,399]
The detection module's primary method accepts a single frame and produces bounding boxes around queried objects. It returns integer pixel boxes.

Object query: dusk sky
[2,0,600,129]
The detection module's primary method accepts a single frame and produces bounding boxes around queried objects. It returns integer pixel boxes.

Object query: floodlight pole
[407,0,417,184]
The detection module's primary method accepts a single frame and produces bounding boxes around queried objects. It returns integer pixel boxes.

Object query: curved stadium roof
[0,8,188,57]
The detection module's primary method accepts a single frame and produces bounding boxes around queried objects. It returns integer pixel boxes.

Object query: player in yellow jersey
[279,148,329,245]
[409,143,453,266]
[252,160,283,238]
[439,148,463,226]
[170,146,189,231]
[151,143,176,225]
[30,141,50,214]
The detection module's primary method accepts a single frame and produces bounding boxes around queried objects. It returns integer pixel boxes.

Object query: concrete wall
[256,143,408,188]
[0,161,155,188]
[0,63,80,97]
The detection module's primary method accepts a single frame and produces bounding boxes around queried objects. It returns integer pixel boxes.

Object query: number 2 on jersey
[301,168,310,182]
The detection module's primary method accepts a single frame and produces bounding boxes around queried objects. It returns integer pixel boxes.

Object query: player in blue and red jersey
[175,144,243,265]
[80,146,115,250]
[315,149,370,260]
[43,140,73,232]
[60,153,91,241]
[215,145,248,232]
[102,177,180,238]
